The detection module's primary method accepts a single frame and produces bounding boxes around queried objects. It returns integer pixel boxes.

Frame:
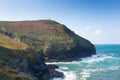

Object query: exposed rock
[0,60,5,66]
[0,20,96,62]
[0,34,64,80]
[0,20,96,80]
[47,65,64,79]
[11,56,50,80]
[11,58,64,80]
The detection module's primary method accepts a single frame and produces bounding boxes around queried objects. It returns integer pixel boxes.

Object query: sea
[49,44,120,80]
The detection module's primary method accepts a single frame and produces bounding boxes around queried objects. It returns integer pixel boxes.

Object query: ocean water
[49,44,120,80]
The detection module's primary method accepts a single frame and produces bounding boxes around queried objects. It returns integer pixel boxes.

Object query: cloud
[93,29,102,36]
[84,26,91,30]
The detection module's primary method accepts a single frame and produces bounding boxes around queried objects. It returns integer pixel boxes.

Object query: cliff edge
[0,20,96,61]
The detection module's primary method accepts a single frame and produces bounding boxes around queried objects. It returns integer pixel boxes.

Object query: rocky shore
[0,20,96,80]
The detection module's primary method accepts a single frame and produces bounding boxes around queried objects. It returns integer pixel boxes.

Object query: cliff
[0,20,96,61]
[0,34,63,80]
[0,20,96,80]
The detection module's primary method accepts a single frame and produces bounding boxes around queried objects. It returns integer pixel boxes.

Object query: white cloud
[84,26,91,30]
[93,29,102,36]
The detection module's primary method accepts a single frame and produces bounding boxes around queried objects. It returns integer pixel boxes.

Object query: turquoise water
[49,44,120,80]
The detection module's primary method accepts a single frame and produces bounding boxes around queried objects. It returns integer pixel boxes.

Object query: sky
[0,0,120,44]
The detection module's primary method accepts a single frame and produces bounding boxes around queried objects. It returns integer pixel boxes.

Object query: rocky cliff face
[10,56,64,80]
[0,20,96,61]
[0,34,63,80]
[0,20,96,80]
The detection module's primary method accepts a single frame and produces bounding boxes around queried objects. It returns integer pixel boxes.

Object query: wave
[56,66,120,80]
[55,68,64,73]
[52,78,63,80]
[46,61,80,65]
[59,67,69,70]
[80,69,91,80]
[49,53,120,80]
[79,66,120,80]
[47,54,118,65]
[52,71,76,80]
[81,54,116,63]
[63,71,77,80]
[46,62,72,65]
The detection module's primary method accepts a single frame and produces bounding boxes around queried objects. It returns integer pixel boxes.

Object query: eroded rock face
[10,57,64,80]
[10,56,49,80]
[0,20,96,61]
[47,65,64,79]
[0,20,96,80]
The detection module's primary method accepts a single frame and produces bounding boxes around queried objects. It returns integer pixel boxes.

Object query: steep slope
[0,20,96,61]
[0,34,54,80]
[0,33,28,50]
[0,34,31,80]
[0,33,30,62]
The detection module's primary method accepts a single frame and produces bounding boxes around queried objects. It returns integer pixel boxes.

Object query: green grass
[0,20,95,60]
[0,20,95,79]
[0,65,32,80]
[0,33,37,80]
[0,33,28,50]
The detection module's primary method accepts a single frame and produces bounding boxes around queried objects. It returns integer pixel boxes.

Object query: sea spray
[50,45,120,80]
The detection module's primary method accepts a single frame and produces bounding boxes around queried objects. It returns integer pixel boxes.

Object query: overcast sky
[0,0,120,44]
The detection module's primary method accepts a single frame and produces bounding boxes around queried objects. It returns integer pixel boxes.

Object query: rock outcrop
[0,20,96,61]
[0,34,63,80]
[0,20,96,80]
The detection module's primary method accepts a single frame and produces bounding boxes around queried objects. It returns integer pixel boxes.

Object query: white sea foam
[63,71,77,80]
[48,54,120,80]
[79,67,119,80]
[80,69,91,80]
[52,78,63,80]
[59,67,69,70]
[55,68,64,73]
[81,54,115,63]
[47,54,117,65]
[108,66,119,70]
[52,71,76,80]
[79,65,120,80]
[46,61,79,65]
[46,62,71,65]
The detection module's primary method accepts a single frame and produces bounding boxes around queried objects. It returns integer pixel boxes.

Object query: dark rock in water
[98,56,100,58]
[47,65,64,79]
[47,64,59,69]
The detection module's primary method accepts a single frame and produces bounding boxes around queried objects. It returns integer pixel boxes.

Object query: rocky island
[0,20,96,80]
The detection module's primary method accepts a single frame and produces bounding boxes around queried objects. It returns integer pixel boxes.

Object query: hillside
[0,34,32,80]
[0,20,96,61]
[0,20,96,80]
[0,34,32,62]
[0,34,59,80]
[0,33,28,50]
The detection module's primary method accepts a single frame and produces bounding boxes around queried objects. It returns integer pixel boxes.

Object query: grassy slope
[0,20,95,60]
[0,20,92,50]
[0,65,32,80]
[0,33,28,50]
[0,34,33,80]
[0,34,35,61]
[0,20,75,52]
[0,20,95,79]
